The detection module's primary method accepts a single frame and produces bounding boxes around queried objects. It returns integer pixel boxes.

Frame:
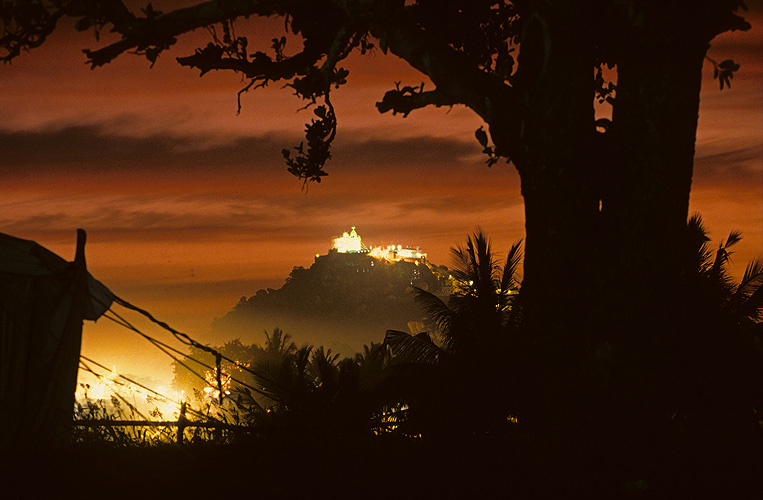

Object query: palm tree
[385,230,522,360]
[647,214,763,492]
[683,214,763,327]
[229,329,311,426]
[263,327,298,356]
[672,214,763,421]
[233,331,395,436]
[382,230,524,437]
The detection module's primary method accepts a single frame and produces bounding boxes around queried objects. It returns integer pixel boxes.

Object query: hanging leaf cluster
[283,104,337,185]
[712,58,741,90]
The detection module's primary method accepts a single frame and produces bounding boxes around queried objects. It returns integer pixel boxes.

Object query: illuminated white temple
[333,226,367,253]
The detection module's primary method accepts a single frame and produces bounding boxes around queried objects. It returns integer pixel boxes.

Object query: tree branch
[374,14,522,159]
[176,43,319,79]
[82,0,299,67]
[1,4,65,63]
[376,83,457,117]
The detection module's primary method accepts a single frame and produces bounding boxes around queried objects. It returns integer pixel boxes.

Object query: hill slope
[208,251,449,355]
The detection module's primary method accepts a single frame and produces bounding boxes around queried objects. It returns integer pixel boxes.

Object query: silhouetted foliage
[670,214,763,420]
[383,231,523,437]
[172,328,397,438]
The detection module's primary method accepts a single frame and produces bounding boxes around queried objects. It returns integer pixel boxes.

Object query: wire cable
[79,358,153,421]
[110,294,279,391]
[102,312,211,388]
[101,308,272,400]
[79,355,209,421]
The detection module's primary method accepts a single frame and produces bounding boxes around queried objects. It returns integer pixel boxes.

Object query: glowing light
[329,227,428,262]
[367,244,427,262]
[333,226,366,253]
[75,365,186,420]
[202,368,232,402]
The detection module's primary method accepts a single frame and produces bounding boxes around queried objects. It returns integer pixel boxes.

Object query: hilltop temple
[330,226,427,262]
[332,226,368,253]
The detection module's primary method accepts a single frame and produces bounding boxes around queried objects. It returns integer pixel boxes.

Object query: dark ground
[5,426,762,499]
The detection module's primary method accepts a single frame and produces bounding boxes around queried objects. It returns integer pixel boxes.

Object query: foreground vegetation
[41,219,760,498]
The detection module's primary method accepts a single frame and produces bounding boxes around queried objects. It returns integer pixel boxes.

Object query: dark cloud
[0,122,484,180]
[394,194,520,215]
[0,188,517,248]
[695,145,760,166]
[693,144,762,188]
[332,136,482,172]
[0,124,286,174]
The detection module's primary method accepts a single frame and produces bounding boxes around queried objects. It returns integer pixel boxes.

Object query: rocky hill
[208,250,450,355]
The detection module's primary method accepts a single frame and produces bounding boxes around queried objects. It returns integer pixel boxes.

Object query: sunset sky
[2,2,761,384]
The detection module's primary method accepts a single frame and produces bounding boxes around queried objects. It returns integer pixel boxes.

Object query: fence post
[176,401,187,445]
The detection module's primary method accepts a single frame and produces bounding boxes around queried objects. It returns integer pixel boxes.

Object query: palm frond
[711,231,738,273]
[311,345,340,365]
[479,231,503,296]
[498,239,523,310]
[450,243,474,290]
[383,329,443,365]
[248,357,299,408]
[356,342,388,367]
[294,345,313,389]
[411,286,455,338]
[686,213,712,274]
[709,230,743,288]
[230,385,266,414]
[355,342,390,390]
[739,259,763,294]
[730,259,763,322]
[310,346,340,389]
[473,231,494,286]
[449,229,502,296]
[724,229,743,249]
[264,327,297,355]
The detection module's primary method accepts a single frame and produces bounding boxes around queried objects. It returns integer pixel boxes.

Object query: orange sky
[1,3,761,384]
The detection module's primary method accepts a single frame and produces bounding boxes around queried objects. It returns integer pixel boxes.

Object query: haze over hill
[208,227,451,356]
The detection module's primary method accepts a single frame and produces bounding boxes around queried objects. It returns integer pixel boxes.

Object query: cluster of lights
[367,245,427,262]
[332,226,427,262]
[203,369,232,401]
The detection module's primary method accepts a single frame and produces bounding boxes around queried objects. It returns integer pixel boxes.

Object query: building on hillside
[320,226,428,265]
[332,226,368,254]
[368,244,427,262]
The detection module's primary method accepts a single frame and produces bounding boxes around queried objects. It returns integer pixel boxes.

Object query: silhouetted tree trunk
[502,2,602,424]
[493,3,746,430]
[602,18,711,417]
